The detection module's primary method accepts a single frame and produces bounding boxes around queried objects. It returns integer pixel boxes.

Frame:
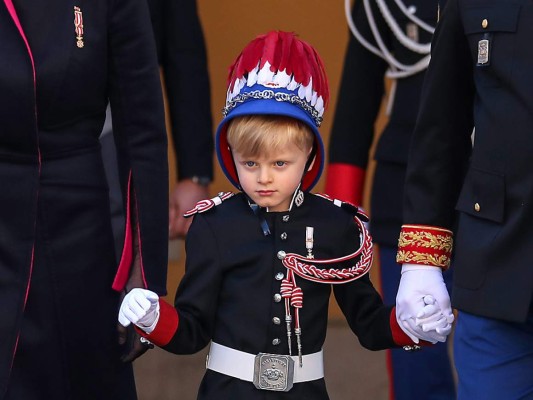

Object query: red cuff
[390,308,431,347]
[324,163,365,206]
[112,171,133,291]
[137,300,179,347]
[396,224,453,270]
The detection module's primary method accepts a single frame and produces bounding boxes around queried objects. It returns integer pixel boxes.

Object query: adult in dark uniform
[101,0,214,247]
[0,0,168,399]
[118,30,452,399]
[325,1,455,399]
[395,0,533,398]
[148,0,214,239]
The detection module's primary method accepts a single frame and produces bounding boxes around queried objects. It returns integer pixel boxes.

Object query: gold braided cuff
[396,225,453,270]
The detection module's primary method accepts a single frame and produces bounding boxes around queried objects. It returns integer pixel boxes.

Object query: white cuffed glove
[118,288,160,334]
[396,263,454,344]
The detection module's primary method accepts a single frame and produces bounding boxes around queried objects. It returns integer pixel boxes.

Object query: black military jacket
[165,193,398,399]
[403,0,533,322]
[329,0,440,246]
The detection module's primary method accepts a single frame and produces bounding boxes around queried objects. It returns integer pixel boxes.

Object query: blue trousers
[379,246,456,400]
[454,310,533,400]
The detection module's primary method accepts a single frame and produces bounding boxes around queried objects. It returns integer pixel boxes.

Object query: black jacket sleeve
[164,214,222,353]
[108,0,169,294]
[333,217,396,350]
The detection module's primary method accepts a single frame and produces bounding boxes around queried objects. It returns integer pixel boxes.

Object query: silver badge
[477,39,489,65]
[253,353,294,392]
[294,190,304,207]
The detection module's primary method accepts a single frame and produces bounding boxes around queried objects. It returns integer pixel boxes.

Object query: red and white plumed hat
[216,31,329,191]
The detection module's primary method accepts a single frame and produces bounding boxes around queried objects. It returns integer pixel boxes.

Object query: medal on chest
[73,6,84,48]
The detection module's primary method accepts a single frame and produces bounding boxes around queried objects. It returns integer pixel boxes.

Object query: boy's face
[233,141,311,212]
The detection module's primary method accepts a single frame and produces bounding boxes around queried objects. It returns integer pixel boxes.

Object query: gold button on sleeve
[474,203,481,212]
[482,18,488,29]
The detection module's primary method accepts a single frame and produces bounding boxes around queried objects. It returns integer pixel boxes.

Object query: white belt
[206,342,324,390]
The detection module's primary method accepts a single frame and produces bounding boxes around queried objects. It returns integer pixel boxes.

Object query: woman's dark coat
[0,0,168,398]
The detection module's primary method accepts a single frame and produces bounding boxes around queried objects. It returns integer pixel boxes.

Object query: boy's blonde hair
[226,115,314,158]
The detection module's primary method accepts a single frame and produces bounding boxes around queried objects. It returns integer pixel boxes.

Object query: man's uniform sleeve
[397,0,474,268]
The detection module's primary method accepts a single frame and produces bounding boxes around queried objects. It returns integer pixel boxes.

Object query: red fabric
[4,0,36,82]
[301,146,323,192]
[397,225,453,270]
[324,163,366,206]
[134,190,148,289]
[139,300,179,347]
[390,308,431,347]
[112,171,133,291]
[228,31,329,108]
[218,126,239,188]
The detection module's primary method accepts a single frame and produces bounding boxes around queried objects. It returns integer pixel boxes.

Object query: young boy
[118,31,452,399]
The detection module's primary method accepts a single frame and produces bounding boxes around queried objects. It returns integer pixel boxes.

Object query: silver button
[272,338,281,345]
[280,232,287,240]
[277,251,286,260]
[274,293,282,302]
[282,215,290,222]
[275,272,284,280]
[272,317,281,325]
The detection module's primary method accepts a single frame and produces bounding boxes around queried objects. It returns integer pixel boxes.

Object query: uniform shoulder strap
[183,192,235,218]
[314,193,369,222]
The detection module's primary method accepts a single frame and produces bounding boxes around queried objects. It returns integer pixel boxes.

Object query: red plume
[227,31,329,109]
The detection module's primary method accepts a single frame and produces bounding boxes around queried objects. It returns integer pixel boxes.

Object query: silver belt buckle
[253,353,294,392]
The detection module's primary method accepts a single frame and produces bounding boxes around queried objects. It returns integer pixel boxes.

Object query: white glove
[118,288,160,334]
[396,263,453,343]
[415,295,454,342]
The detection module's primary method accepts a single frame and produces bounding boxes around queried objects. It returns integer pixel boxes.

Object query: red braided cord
[290,287,303,308]
[281,216,373,284]
[280,279,293,298]
[219,192,234,200]
[183,199,214,217]
[183,192,234,217]
[279,210,372,354]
